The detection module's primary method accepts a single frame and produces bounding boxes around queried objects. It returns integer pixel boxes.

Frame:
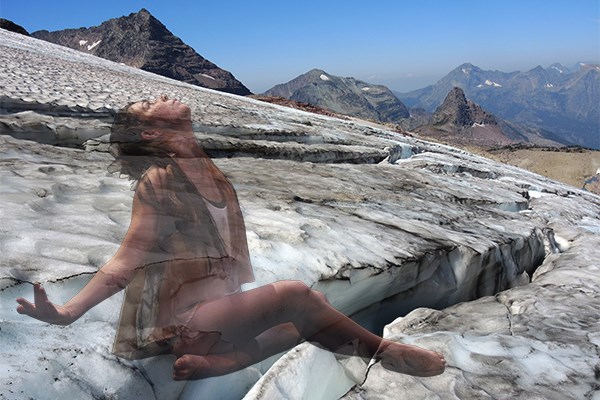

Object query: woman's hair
[109,102,173,180]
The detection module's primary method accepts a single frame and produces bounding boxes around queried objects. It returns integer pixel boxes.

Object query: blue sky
[1,0,599,93]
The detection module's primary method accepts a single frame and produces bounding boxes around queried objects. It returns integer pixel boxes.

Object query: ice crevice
[1,271,96,292]
[320,226,547,335]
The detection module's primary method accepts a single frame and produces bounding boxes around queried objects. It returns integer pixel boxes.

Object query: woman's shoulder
[141,164,173,188]
[135,164,176,207]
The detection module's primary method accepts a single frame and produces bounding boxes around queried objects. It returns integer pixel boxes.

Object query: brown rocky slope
[32,9,250,95]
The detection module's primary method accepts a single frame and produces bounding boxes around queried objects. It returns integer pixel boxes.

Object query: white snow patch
[596,168,600,175]
[462,68,471,74]
[472,122,485,127]
[545,83,554,88]
[87,40,101,51]
[551,66,564,74]
[78,40,88,46]
[320,74,330,81]
[200,74,216,81]
[361,87,370,91]
[528,190,543,199]
[554,235,571,252]
[478,80,502,87]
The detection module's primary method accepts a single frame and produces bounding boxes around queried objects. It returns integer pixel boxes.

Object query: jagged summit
[549,62,570,74]
[433,87,497,127]
[31,9,251,95]
[455,62,481,73]
[414,87,521,148]
[264,69,409,123]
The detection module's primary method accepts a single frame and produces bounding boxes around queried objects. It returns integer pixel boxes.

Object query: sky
[1,0,599,93]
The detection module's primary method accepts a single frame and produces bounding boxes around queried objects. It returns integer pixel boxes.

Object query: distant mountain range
[265,63,599,150]
[31,9,250,95]
[396,62,600,149]
[264,69,409,123]
[4,8,596,149]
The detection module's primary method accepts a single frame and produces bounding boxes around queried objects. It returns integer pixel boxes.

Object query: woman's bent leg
[181,281,380,353]
[173,281,445,378]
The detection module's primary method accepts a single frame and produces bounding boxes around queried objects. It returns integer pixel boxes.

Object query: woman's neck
[170,140,206,158]
[163,124,207,159]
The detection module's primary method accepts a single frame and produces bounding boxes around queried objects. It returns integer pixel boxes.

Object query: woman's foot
[173,353,248,380]
[374,340,446,377]
[172,348,258,381]
[173,354,212,380]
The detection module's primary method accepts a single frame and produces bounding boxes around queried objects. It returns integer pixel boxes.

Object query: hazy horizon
[2,0,599,93]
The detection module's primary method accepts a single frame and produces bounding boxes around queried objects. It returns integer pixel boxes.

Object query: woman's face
[129,94,191,125]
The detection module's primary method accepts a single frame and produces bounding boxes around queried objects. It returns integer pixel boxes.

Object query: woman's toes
[172,355,210,381]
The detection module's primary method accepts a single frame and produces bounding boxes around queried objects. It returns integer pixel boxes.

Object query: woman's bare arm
[16,188,160,325]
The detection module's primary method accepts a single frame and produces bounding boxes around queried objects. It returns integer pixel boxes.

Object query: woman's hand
[14,172,162,327]
[16,283,74,326]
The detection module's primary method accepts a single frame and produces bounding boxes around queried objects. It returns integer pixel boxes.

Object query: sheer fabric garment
[113,161,255,360]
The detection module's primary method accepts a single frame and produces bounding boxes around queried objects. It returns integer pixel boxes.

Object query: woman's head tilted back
[109,95,192,180]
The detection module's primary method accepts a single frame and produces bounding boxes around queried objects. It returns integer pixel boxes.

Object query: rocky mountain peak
[31,9,251,95]
[455,62,481,75]
[127,8,163,31]
[264,69,409,123]
[307,68,327,76]
[549,62,569,74]
[432,87,497,127]
[0,18,30,36]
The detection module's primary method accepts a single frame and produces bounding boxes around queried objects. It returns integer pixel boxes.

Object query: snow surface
[320,74,330,81]
[87,40,101,51]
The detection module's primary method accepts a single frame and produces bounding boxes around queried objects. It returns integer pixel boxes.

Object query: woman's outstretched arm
[16,181,161,325]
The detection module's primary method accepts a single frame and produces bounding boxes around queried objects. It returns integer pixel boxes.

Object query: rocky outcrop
[0,19,30,36]
[432,86,497,126]
[31,9,250,95]
[264,69,410,123]
[412,87,518,148]
[2,29,600,400]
